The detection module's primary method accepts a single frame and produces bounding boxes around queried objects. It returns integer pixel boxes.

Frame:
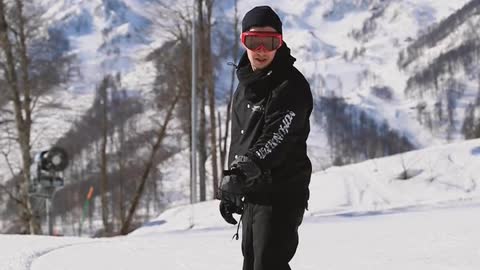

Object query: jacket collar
[236,42,296,92]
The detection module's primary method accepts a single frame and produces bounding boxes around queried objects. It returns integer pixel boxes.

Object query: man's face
[243,26,279,71]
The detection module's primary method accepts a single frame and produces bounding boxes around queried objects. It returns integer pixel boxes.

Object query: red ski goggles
[241,31,283,52]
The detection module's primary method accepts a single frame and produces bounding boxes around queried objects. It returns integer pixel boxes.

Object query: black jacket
[228,43,313,208]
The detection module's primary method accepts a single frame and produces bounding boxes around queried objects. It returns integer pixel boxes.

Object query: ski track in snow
[25,242,96,270]
[16,201,480,270]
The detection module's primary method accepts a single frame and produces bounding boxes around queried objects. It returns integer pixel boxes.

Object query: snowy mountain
[1,139,480,269]
[35,0,480,161]
[2,0,480,234]
[232,0,480,166]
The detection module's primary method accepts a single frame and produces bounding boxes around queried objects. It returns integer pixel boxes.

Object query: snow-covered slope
[2,0,480,233]
[0,205,473,270]
[1,139,480,270]
[133,138,480,234]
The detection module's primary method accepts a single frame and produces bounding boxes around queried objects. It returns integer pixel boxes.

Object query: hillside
[0,139,480,269]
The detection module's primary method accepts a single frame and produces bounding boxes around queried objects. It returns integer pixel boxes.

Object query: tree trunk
[204,0,219,199]
[0,0,40,234]
[120,93,180,235]
[152,168,161,213]
[99,77,110,234]
[218,110,224,180]
[221,0,239,174]
[198,83,207,201]
[118,127,126,227]
[197,0,207,202]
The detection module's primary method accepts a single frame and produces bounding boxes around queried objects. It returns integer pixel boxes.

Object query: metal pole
[191,0,197,204]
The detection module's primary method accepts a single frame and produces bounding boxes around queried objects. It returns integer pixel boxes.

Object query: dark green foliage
[462,103,476,138]
[350,3,387,43]
[399,0,480,68]
[404,41,479,97]
[371,85,394,100]
[315,96,415,165]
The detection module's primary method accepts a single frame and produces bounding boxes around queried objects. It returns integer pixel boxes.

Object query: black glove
[231,155,270,192]
[218,174,244,225]
[219,199,242,225]
[219,174,244,196]
[231,155,261,181]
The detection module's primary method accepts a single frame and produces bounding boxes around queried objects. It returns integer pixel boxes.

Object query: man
[218,5,313,270]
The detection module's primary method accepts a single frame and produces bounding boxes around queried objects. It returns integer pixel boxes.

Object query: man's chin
[252,61,270,71]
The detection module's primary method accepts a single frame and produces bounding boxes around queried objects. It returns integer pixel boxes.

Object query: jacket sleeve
[245,79,312,170]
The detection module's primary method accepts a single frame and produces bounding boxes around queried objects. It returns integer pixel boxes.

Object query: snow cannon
[29,146,69,198]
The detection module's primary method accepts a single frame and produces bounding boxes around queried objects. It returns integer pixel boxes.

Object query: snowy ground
[1,201,480,270]
[1,139,480,269]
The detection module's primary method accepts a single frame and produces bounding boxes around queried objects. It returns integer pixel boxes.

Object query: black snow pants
[241,202,305,270]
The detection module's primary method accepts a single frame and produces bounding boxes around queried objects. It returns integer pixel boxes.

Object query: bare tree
[0,0,72,234]
[120,91,180,235]
[196,0,217,202]
[144,0,220,201]
[189,0,223,201]
[98,76,113,234]
[220,0,239,179]
[112,85,129,229]
[196,0,207,201]
[201,0,219,200]
[0,0,38,233]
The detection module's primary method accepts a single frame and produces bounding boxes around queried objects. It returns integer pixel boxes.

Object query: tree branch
[1,148,17,178]
[0,147,28,208]
[0,184,26,208]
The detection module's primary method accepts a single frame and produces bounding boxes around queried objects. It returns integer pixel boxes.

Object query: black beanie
[242,6,282,34]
